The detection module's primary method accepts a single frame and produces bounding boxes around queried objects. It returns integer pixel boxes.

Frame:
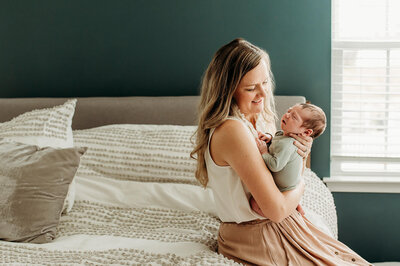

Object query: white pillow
[301,168,338,239]
[73,124,199,185]
[0,99,77,214]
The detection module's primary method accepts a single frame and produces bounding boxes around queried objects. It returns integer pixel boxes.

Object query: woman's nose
[257,85,267,96]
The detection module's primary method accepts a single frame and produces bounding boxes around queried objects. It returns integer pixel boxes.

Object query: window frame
[326,0,400,193]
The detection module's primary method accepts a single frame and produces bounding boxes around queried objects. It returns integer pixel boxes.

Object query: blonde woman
[191,38,370,265]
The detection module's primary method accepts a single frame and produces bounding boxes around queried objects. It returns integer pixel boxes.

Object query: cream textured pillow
[73,124,199,185]
[0,139,86,243]
[0,99,77,213]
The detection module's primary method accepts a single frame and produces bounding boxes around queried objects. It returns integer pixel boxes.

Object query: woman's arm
[250,192,306,217]
[211,120,304,223]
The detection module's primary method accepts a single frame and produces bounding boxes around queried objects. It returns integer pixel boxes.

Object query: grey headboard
[0,96,305,129]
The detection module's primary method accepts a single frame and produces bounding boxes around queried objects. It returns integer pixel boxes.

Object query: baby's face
[280,105,311,135]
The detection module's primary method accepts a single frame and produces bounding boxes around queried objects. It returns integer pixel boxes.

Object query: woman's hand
[289,133,313,159]
[250,196,265,217]
[296,204,305,216]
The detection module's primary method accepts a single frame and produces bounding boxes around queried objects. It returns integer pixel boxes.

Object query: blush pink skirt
[218,211,371,266]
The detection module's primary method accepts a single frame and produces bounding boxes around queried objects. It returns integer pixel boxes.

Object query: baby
[251,103,326,216]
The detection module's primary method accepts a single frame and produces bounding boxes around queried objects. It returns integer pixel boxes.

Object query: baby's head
[280,103,326,139]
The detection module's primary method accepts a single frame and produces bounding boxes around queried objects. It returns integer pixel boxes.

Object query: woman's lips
[252,99,263,104]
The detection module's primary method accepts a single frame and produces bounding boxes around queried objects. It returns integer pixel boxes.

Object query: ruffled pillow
[0,99,77,213]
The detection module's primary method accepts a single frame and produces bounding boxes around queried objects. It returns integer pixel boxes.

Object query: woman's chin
[251,105,264,114]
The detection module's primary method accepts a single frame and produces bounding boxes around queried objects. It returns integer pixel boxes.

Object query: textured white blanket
[0,200,238,265]
[0,124,337,265]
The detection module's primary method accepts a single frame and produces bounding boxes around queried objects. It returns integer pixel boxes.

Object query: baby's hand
[256,137,269,155]
[258,131,272,143]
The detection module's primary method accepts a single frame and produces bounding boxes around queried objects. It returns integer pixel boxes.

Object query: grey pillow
[0,139,86,243]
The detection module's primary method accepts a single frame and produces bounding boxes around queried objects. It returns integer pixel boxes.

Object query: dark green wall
[334,192,400,262]
[2,0,398,263]
[0,0,331,179]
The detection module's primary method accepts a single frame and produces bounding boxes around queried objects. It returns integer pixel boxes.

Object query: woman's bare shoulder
[210,119,254,165]
[214,119,248,137]
[212,119,255,151]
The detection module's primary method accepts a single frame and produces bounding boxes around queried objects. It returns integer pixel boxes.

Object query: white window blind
[331,0,400,177]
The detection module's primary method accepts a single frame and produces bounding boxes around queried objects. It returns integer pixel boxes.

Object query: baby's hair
[298,103,326,139]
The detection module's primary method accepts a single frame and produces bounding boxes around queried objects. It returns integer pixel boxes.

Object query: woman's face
[233,59,269,120]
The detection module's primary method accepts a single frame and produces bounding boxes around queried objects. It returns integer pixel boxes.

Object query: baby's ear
[302,129,313,137]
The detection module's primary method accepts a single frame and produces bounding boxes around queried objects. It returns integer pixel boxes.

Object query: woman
[191,38,370,265]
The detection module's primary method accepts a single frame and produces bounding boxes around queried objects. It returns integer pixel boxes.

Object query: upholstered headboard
[0,96,305,129]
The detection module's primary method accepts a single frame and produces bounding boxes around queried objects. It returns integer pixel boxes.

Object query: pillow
[73,124,199,185]
[301,168,338,239]
[0,99,76,148]
[0,99,77,214]
[0,139,86,243]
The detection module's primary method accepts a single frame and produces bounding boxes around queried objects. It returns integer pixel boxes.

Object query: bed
[0,96,338,265]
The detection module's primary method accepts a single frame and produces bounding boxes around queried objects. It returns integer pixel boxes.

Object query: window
[331,0,400,179]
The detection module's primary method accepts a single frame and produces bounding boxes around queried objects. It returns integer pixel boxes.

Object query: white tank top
[205,117,266,223]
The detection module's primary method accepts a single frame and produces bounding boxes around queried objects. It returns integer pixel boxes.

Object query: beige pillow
[0,99,77,214]
[0,139,86,243]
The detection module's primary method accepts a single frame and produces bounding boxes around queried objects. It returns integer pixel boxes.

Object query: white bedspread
[0,124,337,265]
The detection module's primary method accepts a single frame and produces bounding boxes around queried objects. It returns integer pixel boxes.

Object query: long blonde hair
[191,38,277,187]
